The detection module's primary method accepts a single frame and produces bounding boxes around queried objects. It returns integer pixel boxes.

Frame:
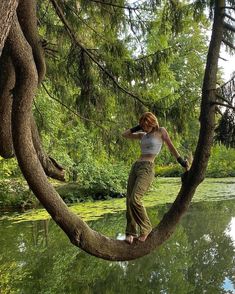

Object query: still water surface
[0,178,234,294]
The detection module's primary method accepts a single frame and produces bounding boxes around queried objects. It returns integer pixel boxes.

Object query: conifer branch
[211,101,235,111]
[222,38,235,50]
[221,7,235,11]
[218,75,235,89]
[216,93,232,105]
[223,21,235,33]
[50,0,148,106]
[223,13,235,22]
[41,83,112,128]
[87,0,150,11]
[219,55,228,61]
[62,1,108,42]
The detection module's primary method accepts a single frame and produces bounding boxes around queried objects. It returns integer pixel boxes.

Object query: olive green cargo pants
[125,161,155,236]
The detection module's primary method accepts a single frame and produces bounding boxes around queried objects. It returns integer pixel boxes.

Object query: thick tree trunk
[0,47,65,179]
[0,0,65,180]
[0,0,19,56]
[7,1,224,261]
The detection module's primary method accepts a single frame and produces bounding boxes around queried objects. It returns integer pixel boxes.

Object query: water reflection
[0,198,234,294]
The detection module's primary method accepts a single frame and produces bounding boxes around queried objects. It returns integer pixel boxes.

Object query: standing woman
[122,112,189,244]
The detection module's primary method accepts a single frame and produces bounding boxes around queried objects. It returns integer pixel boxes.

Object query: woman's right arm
[122,125,144,140]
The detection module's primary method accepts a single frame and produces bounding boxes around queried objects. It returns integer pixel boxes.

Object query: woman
[122,112,189,244]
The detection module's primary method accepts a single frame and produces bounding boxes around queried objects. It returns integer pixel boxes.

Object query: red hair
[139,112,159,131]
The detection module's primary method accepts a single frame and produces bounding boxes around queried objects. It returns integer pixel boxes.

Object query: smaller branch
[216,93,232,104]
[219,55,228,61]
[222,38,235,50]
[221,7,235,11]
[62,1,108,42]
[41,83,111,128]
[218,75,235,89]
[134,45,177,61]
[87,0,150,11]
[211,101,235,111]
[223,13,235,22]
[33,100,44,128]
[223,21,235,33]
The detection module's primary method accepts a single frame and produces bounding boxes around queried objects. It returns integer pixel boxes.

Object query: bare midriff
[137,154,156,163]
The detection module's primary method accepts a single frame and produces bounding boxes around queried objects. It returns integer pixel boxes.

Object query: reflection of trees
[31,219,50,247]
[0,200,234,293]
[184,200,235,294]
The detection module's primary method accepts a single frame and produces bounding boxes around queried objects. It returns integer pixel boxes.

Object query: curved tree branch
[5,0,225,261]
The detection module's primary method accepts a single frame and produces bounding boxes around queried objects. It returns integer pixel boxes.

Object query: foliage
[0,179,37,209]
[207,144,235,177]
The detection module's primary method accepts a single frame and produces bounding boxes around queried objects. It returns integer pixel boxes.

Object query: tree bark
[7,0,224,261]
[0,0,19,56]
[17,0,46,83]
[0,0,65,180]
[0,46,15,157]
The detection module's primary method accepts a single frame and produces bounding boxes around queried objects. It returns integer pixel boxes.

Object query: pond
[0,178,234,294]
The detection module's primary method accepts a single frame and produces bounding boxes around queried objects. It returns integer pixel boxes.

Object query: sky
[219,48,235,81]
[127,0,235,82]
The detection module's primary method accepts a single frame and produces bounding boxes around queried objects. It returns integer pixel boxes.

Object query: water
[0,178,234,294]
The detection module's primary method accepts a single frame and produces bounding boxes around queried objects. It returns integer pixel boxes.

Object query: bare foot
[125,235,134,244]
[138,233,150,242]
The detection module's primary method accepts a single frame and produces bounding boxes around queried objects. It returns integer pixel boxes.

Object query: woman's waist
[137,154,156,163]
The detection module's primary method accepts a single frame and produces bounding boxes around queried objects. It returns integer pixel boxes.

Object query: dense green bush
[73,160,129,200]
[206,144,235,177]
[155,164,182,177]
[0,179,38,209]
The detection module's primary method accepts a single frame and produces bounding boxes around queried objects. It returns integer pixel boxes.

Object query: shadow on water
[0,178,235,294]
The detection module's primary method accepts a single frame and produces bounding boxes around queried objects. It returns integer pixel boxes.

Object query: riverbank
[1,176,235,212]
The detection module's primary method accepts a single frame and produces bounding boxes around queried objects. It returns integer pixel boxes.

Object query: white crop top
[140,133,163,155]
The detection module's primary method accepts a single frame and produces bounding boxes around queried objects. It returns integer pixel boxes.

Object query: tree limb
[223,21,235,33]
[223,13,235,22]
[221,6,235,11]
[211,101,235,110]
[41,82,113,127]
[87,0,149,11]
[222,38,235,50]
[216,93,232,104]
